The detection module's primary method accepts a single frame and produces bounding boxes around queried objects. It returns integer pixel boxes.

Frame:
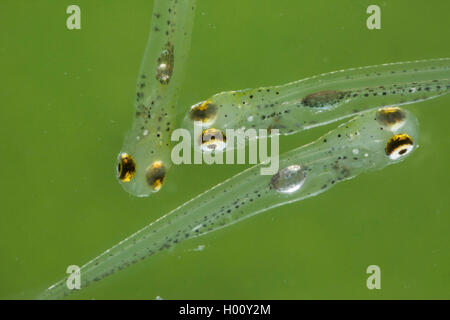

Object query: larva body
[117,0,196,197]
[185,58,447,150]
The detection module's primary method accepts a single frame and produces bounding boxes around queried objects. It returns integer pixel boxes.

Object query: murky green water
[1,0,449,299]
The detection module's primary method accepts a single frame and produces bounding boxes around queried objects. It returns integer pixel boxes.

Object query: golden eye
[385,134,414,160]
[146,161,166,191]
[189,100,218,123]
[376,107,406,130]
[117,153,136,182]
[199,128,226,151]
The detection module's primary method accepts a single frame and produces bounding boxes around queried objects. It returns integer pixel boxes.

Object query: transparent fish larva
[40,107,418,299]
[184,58,447,151]
[117,0,196,197]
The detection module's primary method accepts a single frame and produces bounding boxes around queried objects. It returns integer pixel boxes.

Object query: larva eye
[385,134,414,160]
[117,153,136,182]
[376,107,406,131]
[200,128,226,151]
[146,161,166,191]
[189,100,218,124]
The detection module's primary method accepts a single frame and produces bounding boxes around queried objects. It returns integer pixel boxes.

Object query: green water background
[0,0,449,299]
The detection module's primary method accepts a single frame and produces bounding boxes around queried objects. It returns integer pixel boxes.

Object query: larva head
[361,108,418,164]
[370,108,418,165]
[376,107,418,162]
[116,124,171,198]
[117,151,168,197]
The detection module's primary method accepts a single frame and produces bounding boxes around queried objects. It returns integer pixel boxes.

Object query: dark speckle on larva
[156,42,174,85]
